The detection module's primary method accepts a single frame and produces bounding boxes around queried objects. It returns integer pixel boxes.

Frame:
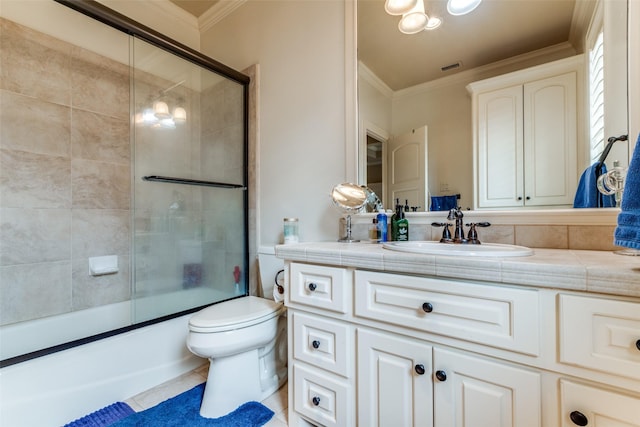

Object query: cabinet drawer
[289,263,351,314]
[292,311,351,377]
[293,363,352,427]
[559,294,640,380]
[560,379,640,427]
[355,270,540,355]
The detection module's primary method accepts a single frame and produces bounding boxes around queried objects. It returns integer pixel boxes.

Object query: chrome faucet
[447,207,467,243]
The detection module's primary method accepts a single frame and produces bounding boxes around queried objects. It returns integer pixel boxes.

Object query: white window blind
[589,30,605,162]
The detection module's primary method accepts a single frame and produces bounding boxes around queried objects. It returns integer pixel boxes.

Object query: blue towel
[430,195,458,211]
[614,134,640,249]
[573,163,616,208]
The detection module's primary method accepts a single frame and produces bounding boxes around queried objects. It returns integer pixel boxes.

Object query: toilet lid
[189,296,284,333]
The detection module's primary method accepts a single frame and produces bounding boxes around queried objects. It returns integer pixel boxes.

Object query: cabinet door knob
[435,370,447,381]
[308,282,317,291]
[635,339,640,351]
[569,411,588,426]
[422,302,433,313]
[517,196,523,201]
[312,340,320,349]
[312,396,321,406]
[414,364,426,375]
[525,196,531,200]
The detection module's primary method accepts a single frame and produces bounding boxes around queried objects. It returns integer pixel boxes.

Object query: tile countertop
[275,241,640,299]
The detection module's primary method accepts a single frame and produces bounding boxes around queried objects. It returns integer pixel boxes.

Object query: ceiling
[169,0,219,17]
[169,0,579,91]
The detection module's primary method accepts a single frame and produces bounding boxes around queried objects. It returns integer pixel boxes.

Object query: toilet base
[200,349,262,418]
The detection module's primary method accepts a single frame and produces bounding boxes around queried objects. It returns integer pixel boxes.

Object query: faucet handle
[431,222,453,243]
[465,222,491,244]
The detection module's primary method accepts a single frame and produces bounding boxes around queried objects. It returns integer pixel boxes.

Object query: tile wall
[0,18,131,325]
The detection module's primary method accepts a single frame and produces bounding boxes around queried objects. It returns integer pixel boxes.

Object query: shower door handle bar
[143,175,246,189]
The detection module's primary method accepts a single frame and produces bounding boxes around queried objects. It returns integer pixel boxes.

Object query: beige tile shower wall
[0,18,131,325]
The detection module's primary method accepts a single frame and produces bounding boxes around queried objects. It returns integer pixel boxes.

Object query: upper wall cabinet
[467,56,583,209]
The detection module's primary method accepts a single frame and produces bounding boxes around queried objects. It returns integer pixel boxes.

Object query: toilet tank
[257,246,284,300]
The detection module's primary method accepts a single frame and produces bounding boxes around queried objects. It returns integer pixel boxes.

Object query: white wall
[199,0,349,247]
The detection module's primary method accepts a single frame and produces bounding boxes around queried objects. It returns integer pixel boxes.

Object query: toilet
[186,248,287,418]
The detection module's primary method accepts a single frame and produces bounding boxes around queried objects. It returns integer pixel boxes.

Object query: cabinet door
[523,72,577,206]
[560,379,640,427]
[477,84,524,208]
[357,328,433,427]
[434,347,541,427]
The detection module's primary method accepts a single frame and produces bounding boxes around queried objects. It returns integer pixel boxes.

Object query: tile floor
[123,362,289,426]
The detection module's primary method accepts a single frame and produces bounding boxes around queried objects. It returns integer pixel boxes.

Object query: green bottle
[396,208,409,241]
[390,199,400,241]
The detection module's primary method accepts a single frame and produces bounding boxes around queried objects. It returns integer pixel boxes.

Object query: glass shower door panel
[132,37,247,324]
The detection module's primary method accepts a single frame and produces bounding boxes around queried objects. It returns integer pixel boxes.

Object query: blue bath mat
[65,383,274,427]
[64,402,135,427]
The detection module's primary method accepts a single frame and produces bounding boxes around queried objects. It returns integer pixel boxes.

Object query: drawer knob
[422,302,433,313]
[414,364,426,375]
[435,370,447,382]
[312,340,320,349]
[636,339,640,351]
[308,282,317,291]
[569,410,588,426]
[312,396,321,406]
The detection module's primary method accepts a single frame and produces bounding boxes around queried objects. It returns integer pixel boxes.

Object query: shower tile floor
[124,362,289,426]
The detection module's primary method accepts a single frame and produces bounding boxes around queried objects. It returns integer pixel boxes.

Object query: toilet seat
[189,296,285,333]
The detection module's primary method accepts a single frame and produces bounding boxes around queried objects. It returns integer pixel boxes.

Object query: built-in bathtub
[0,287,235,427]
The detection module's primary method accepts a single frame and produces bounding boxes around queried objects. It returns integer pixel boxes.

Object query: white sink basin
[382,241,534,257]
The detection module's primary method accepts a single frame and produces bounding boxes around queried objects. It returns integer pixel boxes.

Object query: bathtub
[0,287,237,427]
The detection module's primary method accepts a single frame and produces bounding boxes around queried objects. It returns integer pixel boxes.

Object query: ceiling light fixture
[386,0,481,34]
[447,0,482,16]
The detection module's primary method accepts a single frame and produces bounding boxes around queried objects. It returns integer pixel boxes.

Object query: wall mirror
[356,0,629,212]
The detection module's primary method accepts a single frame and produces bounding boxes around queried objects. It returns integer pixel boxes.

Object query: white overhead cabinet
[468,56,582,209]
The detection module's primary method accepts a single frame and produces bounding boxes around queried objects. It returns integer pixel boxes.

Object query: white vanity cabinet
[468,55,582,209]
[557,294,640,427]
[284,259,640,427]
[354,270,542,427]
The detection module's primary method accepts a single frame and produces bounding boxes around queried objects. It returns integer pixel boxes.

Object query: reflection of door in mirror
[387,126,428,211]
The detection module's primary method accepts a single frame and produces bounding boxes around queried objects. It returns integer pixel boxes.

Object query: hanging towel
[430,195,459,211]
[614,133,640,249]
[573,163,616,208]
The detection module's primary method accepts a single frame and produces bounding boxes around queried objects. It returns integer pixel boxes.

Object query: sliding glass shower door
[132,36,248,323]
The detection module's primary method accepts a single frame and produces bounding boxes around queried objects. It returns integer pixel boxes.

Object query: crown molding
[358,61,394,98]
[393,41,576,99]
[199,0,248,33]
[569,0,598,52]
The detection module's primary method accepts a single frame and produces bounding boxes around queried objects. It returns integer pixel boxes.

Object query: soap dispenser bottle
[396,207,409,241]
[376,208,388,242]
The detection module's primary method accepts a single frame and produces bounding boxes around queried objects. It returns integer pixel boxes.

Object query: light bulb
[447,0,482,16]
[153,101,171,119]
[385,0,418,15]
[425,16,442,30]
[142,108,158,124]
[399,0,428,34]
[173,107,187,122]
